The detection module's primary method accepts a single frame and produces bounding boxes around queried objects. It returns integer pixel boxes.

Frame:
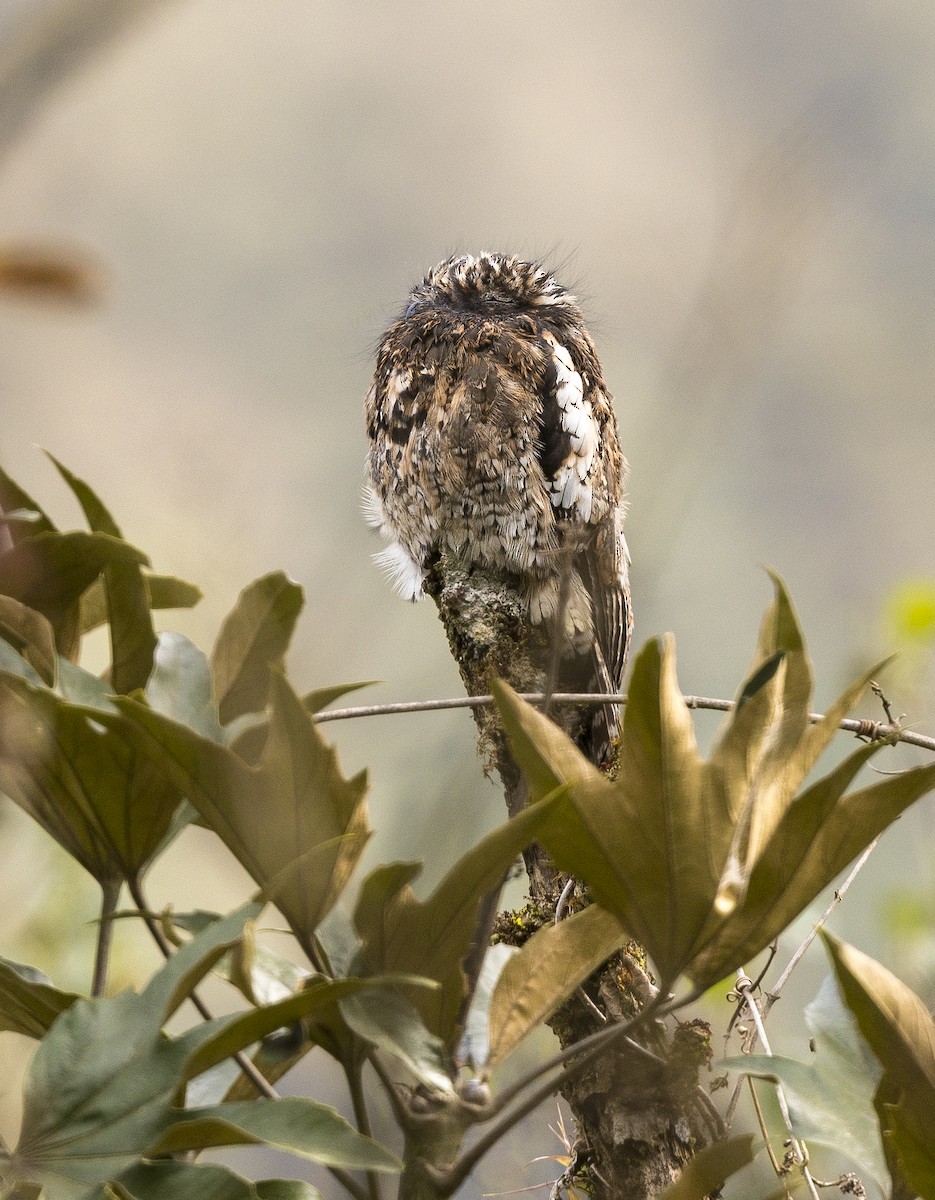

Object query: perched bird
[364,252,631,758]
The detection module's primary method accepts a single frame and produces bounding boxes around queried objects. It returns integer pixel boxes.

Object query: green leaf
[110,674,370,945]
[179,974,389,1082]
[0,531,148,657]
[225,680,376,763]
[302,681,378,714]
[353,799,556,1041]
[0,597,56,684]
[0,465,56,544]
[80,574,202,636]
[212,573,304,725]
[103,1161,321,1200]
[148,1097,400,1173]
[0,1181,45,1200]
[146,901,267,1024]
[708,574,882,914]
[823,932,935,1195]
[0,507,45,528]
[495,646,717,988]
[0,629,44,685]
[459,944,513,1069]
[45,453,156,694]
[824,937,935,1092]
[6,904,261,1199]
[485,904,628,1069]
[692,747,935,986]
[0,674,184,884]
[224,919,314,1007]
[144,574,202,612]
[723,975,888,1190]
[495,574,935,991]
[655,1134,757,1199]
[56,658,118,711]
[884,1096,935,1200]
[145,633,223,741]
[340,988,453,1092]
[0,957,79,1038]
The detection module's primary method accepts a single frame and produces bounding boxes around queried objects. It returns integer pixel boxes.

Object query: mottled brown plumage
[365,252,631,757]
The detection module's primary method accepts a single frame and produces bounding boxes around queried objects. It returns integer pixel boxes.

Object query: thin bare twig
[480,986,702,1115]
[764,837,881,1017]
[731,972,821,1200]
[724,835,882,1130]
[724,681,898,1128]
[314,691,935,756]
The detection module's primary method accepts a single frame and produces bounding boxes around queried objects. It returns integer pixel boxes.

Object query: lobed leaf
[824,931,935,1197]
[0,906,398,1197]
[212,573,304,725]
[109,673,370,946]
[495,642,721,987]
[689,739,935,986]
[6,905,261,1198]
[226,680,376,764]
[721,1048,886,1192]
[0,673,185,884]
[495,574,935,992]
[80,574,202,637]
[0,957,80,1038]
[45,454,156,694]
[0,597,56,684]
[0,466,56,544]
[0,532,148,657]
[353,799,557,1041]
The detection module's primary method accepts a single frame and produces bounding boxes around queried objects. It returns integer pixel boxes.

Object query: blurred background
[1,1,935,1194]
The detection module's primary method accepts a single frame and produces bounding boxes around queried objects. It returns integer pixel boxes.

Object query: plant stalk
[91,877,121,997]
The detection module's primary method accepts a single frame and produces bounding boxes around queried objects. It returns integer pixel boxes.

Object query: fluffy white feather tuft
[373,539,425,600]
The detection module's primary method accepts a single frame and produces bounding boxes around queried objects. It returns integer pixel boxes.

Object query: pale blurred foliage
[1,2,935,1192]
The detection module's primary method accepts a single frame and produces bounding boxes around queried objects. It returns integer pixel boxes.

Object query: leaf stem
[127,875,278,1098]
[368,1049,410,1128]
[347,1062,382,1200]
[91,877,121,997]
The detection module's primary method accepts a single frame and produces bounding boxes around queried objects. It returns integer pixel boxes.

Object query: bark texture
[425,549,707,1199]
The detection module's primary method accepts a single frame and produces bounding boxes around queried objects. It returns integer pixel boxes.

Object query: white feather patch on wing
[544,336,601,522]
[386,368,412,415]
[362,482,390,531]
[373,539,425,600]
